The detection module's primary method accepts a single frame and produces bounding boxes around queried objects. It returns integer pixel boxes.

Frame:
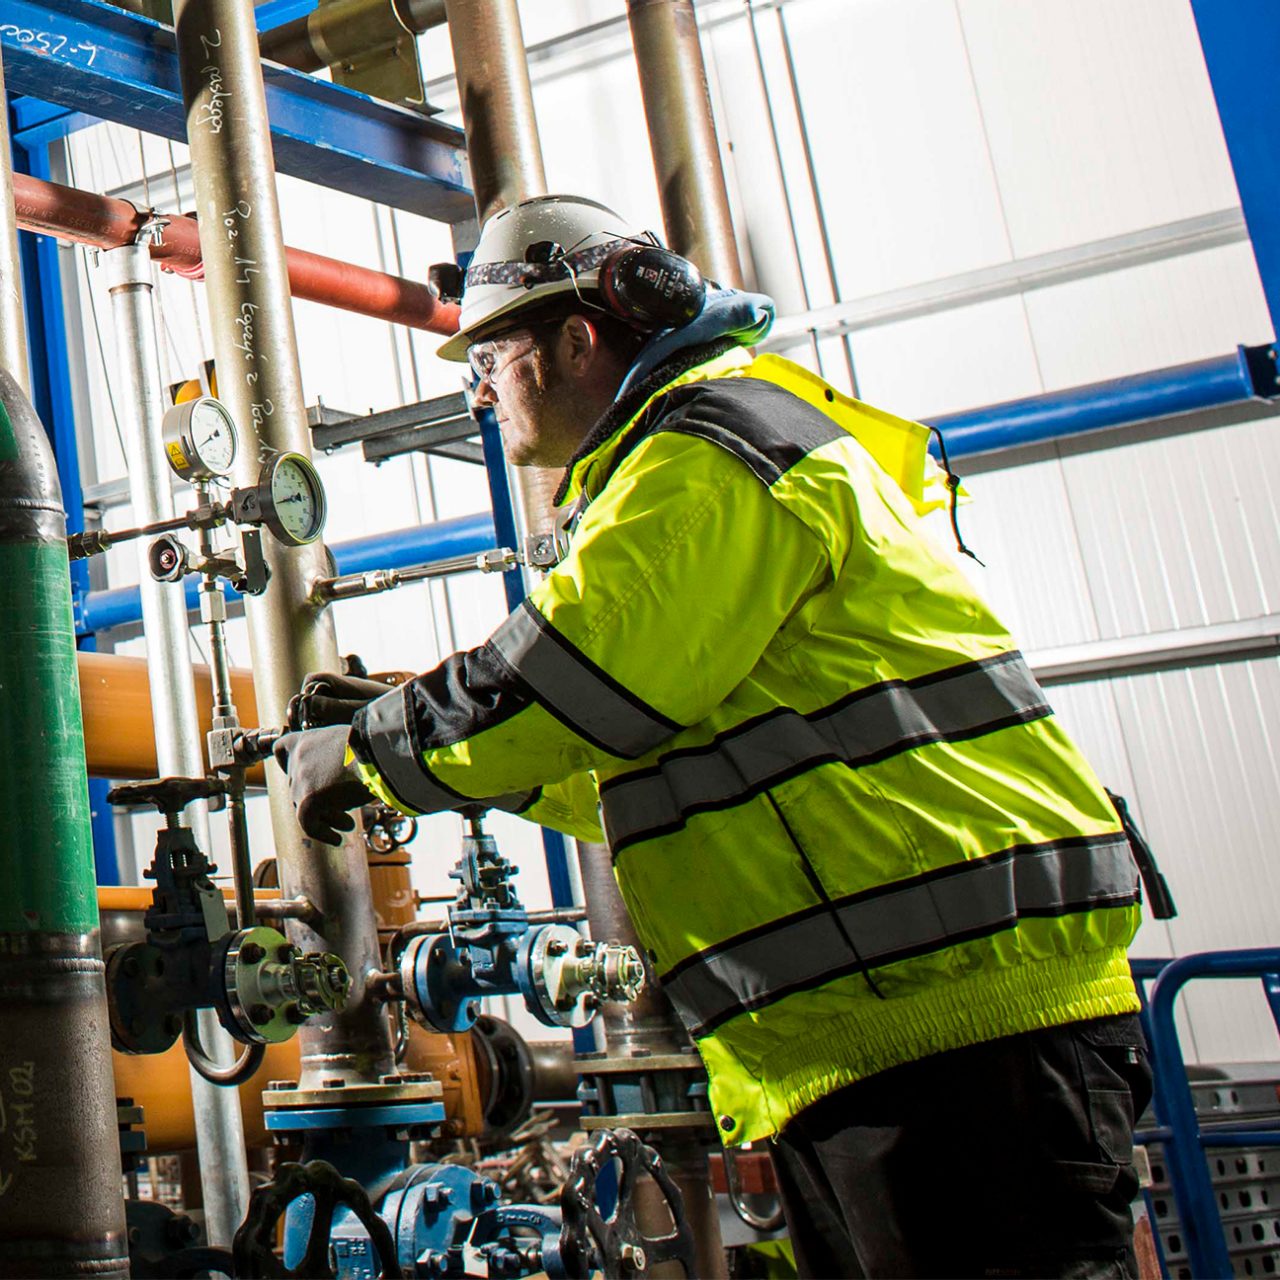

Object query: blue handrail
[1137,949,1280,1278]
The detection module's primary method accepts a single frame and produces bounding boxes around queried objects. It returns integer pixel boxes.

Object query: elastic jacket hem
[705,945,1139,1145]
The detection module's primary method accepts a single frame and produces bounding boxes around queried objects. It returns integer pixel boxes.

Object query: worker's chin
[504,438,555,468]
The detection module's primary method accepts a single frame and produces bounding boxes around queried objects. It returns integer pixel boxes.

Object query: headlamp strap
[463,236,647,291]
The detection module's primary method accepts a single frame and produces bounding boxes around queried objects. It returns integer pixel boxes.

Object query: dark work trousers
[770,1014,1153,1279]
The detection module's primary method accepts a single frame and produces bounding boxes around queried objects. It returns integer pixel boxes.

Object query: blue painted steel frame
[0,0,472,221]
[1137,950,1280,1278]
[1191,0,1280,344]
[474,403,584,960]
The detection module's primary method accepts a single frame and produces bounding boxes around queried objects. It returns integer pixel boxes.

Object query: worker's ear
[559,313,601,379]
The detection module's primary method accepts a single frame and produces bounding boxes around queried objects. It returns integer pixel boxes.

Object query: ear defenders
[595,242,707,330]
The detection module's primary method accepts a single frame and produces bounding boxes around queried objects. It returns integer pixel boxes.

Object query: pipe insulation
[11,170,459,335]
[0,365,128,1275]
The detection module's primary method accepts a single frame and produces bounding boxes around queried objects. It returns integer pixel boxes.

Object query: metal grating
[1145,1076,1280,1277]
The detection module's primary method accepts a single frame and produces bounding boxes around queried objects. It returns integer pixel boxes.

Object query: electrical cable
[182,1007,265,1086]
[928,424,984,566]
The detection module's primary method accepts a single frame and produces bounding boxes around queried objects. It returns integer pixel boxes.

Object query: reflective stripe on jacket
[350,347,1141,1144]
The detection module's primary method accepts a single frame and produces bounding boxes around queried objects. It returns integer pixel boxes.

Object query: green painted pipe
[0,368,128,1276]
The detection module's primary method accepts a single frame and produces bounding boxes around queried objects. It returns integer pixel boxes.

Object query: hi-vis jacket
[350,342,1142,1145]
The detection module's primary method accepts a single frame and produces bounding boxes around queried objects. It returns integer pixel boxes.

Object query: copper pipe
[77,651,263,782]
[626,0,743,287]
[11,172,459,335]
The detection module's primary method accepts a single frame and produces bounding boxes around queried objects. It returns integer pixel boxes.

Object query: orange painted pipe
[13,172,460,336]
[77,651,263,782]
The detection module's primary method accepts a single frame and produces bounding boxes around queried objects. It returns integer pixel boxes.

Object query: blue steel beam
[0,0,472,220]
[78,511,497,636]
[1191,1,1280,343]
[254,0,315,31]
[927,346,1279,460]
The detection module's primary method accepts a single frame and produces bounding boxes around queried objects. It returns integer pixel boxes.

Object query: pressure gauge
[232,452,327,547]
[162,396,239,481]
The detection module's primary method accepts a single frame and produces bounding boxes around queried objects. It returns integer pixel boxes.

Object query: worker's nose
[471,374,498,409]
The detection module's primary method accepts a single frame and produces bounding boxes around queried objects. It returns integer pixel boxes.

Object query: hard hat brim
[436,278,585,363]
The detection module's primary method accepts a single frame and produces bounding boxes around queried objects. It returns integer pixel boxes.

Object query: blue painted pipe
[77,511,497,635]
[926,348,1266,459]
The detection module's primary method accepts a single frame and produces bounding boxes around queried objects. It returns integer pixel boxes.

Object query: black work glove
[286,671,398,731]
[273,724,374,846]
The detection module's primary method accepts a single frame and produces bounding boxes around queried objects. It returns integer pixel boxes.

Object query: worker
[276,194,1153,1278]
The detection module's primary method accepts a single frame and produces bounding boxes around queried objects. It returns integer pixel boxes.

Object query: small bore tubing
[12,171,460,335]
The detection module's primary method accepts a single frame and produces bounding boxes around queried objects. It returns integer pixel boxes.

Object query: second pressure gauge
[162,396,238,481]
[233,452,327,547]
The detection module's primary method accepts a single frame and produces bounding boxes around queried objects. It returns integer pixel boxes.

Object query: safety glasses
[466,332,541,387]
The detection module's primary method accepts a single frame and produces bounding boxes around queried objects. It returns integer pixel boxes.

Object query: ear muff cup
[596,244,706,329]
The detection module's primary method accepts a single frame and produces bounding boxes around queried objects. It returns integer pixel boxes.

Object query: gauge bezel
[255,452,327,547]
[161,396,239,482]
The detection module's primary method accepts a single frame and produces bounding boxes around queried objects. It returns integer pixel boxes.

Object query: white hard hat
[435,194,651,362]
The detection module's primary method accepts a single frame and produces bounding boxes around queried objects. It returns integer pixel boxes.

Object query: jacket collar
[556,340,754,507]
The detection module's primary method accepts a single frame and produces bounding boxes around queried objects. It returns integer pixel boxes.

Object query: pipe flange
[222,926,350,1043]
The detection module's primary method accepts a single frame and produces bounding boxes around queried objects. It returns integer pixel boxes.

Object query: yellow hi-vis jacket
[350,345,1142,1145]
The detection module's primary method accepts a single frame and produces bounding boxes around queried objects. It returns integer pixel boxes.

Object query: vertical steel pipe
[0,55,28,394]
[99,242,251,1246]
[626,0,743,286]
[0,362,128,1276]
[444,0,564,538]
[173,0,394,1086]
[578,842,728,1278]
[443,0,546,226]
[577,842,684,1059]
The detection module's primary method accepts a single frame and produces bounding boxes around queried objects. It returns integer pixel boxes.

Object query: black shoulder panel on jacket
[627,378,846,486]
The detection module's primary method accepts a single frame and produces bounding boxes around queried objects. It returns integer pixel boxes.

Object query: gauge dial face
[161,396,239,481]
[264,453,326,546]
[188,399,237,475]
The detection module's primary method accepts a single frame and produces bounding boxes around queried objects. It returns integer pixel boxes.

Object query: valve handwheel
[232,1160,403,1279]
[559,1128,696,1279]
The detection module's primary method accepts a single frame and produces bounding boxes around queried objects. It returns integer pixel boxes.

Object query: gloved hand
[273,724,374,846]
[286,671,398,732]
